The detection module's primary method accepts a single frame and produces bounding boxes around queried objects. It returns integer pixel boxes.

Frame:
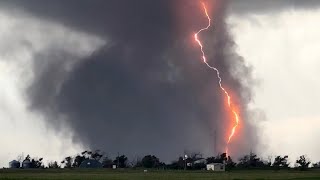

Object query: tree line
[13,150,318,171]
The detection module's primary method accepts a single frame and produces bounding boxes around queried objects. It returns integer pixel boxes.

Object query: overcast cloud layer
[229,0,320,14]
[228,5,320,162]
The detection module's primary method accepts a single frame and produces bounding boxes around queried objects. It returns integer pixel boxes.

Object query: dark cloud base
[1,0,262,161]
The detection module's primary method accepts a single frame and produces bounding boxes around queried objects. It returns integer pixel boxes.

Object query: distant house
[22,160,32,169]
[206,163,225,171]
[79,159,102,168]
[9,160,20,168]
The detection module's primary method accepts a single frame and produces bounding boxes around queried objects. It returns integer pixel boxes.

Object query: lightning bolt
[194,2,240,155]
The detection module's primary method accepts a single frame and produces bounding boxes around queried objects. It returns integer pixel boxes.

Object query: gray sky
[228,6,320,162]
[0,0,320,167]
[229,0,320,14]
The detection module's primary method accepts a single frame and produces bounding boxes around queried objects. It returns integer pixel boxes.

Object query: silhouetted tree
[113,155,128,168]
[61,156,73,168]
[131,157,143,168]
[206,156,218,164]
[296,155,311,171]
[31,157,43,168]
[188,152,203,161]
[206,153,235,170]
[225,156,237,170]
[102,156,113,168]
[60,150,104,168]
[237,152,267,168]
[167,157,185,169]
[79,150,103,160]
[206,153,227,164]
[142,155,161,168]
[312,162,320,168]
[23,155,31,162]
[72,155,87,167]
[48,161,60,168]
[90,150,104,161]
[23,155,43,168]
[273,155,289,169]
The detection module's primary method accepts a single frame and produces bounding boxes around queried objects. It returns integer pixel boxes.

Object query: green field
[1,169,320,180]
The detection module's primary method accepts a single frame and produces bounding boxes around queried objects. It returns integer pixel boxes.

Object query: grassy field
[1,169,320,180]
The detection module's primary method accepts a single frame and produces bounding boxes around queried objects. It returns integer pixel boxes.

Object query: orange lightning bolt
[194,2,240,155]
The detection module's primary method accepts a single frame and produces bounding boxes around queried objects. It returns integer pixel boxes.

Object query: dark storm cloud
[0,0,260,161]
[229,0,320,15]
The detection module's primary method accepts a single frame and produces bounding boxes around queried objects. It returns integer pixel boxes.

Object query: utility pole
[184,150,187,170]
[214,130,217,156]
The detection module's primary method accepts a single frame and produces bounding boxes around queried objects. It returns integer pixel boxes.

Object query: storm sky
[0,0,320,167]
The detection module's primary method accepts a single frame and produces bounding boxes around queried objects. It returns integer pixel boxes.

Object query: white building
[206,163,225,171]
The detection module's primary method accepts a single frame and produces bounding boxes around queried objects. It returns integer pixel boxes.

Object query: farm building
[79,159,102,168]
[9,160,20,168]
[206,163,225,171]
[22,159,32,168]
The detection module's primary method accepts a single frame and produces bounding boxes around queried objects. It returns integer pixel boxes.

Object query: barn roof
[79,159,102,168]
